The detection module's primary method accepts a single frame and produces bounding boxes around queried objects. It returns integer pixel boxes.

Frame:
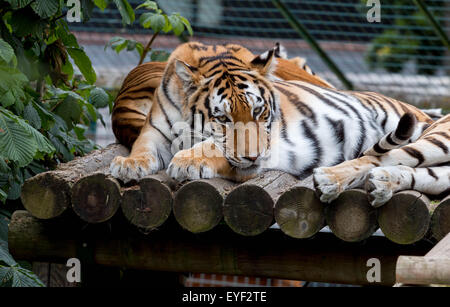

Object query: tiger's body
[110,42,448,207]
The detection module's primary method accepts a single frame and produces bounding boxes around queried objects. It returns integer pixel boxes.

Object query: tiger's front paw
[110,154,160,183]
[365,168,394,208]
[166,149,217,182]
[313,167,342,203]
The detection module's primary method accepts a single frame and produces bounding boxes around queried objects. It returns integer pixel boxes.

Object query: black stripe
[300,120,322,175]
[411,174,416,189]
[402,147,425,166]
[112,106,146,116]
[386,133,398,146]
[279,110,294,146]
[274,84,316,124]
[425,137,449,154]
[426,168,439,181]
[373,142,390,154]
[286,82,350,117]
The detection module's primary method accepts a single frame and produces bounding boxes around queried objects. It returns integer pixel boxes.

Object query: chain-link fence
[69,0,450,145]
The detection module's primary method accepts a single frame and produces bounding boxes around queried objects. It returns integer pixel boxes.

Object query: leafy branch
[105,1,193,64]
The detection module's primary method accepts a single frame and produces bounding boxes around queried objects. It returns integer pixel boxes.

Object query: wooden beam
[20,144,129,219]
[274,176,325,238]
[121,172,176,230]
[396,233,450,285]
[9,211,431,286]
[325,189,378,242]
[173,178,235,233]
[430,195,450,241]
[378,191,431,245]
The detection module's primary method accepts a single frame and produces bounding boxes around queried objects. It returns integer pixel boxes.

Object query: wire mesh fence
[69,0,450,146]
[70,0,450,110]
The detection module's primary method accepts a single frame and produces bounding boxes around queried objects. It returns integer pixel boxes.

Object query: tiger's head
[170,43,280,172]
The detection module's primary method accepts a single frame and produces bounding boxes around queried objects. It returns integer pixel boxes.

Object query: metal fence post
[271,0,354,90]
[413,0,450,51]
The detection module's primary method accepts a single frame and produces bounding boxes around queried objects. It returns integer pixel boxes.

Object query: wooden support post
[430,195,450,241]
[121,172,177,230]
[274,176,325,238]
[173,178,235,233]
[396,233,450,286]
[378,191,431,245]
[71,173,121,223]
[325,189,378,242]
[20,144,129,219]
[9,211,432,286]
[223,171,294,236]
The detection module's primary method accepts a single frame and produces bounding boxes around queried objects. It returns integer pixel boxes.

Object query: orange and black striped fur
[111,44,332,148]
[110,42,447,206]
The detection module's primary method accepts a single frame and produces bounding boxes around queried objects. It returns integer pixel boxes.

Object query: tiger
[111,43,333,149]
[314,113,449,207]
[110,42,445,205]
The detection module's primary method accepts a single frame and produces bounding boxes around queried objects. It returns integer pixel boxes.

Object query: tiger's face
[175,48,279,171]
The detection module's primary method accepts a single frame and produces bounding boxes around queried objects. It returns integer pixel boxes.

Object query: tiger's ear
[250,48,277,77]
[175,59,200,84]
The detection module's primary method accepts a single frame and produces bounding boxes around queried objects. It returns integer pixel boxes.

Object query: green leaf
[180,16,193,36]
[113,0,135,25]
[0,112,37,167]
[140,12,166,32]
[54,95,82,130]
[0,265,45,287]
[168,14,184,36]
[5,0,33,9]
[0,39,15,65]
[67,48,96,84]
[31,0,60,19]
[94,0,108,10]
[23,103,41,129]
[89,87,109,108]
[136,0,158,10]
[9,8,46,39]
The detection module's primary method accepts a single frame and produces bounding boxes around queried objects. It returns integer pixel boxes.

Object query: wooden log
[8,210,431,286]
[396,233,450,286]
[173,178,236,233]
[274,176,325,238]
[396,257,450,285]
[378,190,431,245]
[21,144,129,219]
[430,195,450,241]
[71,173,122,223]
[121,172,177,230]
[223,171,295,236]
[325,189,378,242]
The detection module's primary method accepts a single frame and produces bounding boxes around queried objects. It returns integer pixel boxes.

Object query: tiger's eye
[253,107,262,116]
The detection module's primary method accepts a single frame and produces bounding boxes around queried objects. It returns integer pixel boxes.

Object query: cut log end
[431,195,450,241]
[21,172,71,219]
[71,173,121,223]
[326,189,378,242]
[378,190,430,245]
[173,181,224,233]
[274,186,325,238]
[224,184,274,236]
[121,177,172,230]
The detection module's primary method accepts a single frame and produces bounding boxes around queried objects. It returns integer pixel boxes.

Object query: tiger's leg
[166,139,251,182]
[110,122,172,182]
[314,116,449,203]
[366,165,450,207]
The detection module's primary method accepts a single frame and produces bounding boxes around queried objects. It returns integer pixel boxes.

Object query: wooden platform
[11,143,450,286]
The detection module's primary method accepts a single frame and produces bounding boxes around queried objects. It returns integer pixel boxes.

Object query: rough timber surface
[18,143,449,244]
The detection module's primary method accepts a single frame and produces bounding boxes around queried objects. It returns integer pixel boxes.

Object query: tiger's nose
[245,156,258,162]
